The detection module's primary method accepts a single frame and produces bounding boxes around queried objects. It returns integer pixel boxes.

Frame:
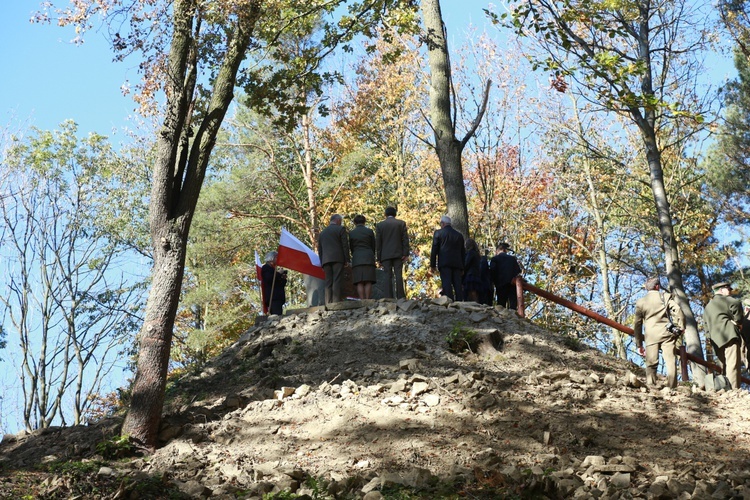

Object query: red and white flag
[276,227,325,280]
[255,250,268,314]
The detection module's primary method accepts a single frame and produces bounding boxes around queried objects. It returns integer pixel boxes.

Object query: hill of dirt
[2,297,750,499]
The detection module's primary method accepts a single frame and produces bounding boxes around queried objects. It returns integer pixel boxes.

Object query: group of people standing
[315,208,524,308]
[428,216,522,308]
[262,208,524,314]
[317,207,410,304]
[634,278,750,390]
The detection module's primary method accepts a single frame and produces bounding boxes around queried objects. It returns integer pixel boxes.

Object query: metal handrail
[513,277,750,387]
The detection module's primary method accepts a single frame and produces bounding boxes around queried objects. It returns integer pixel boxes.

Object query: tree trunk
[643,134,705,378]
[122,0,258,448]
[421,0,470,238]
[633,11,705,384]
[301,113,320,245]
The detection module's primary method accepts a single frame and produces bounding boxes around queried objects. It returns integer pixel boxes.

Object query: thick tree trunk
[421,0,470,238]
[123,0,258,448]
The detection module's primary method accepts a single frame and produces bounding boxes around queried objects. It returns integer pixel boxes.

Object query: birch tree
[495,0,715,378]
[0,122,143,430]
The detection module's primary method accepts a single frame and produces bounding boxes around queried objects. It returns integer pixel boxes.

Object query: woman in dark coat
[261,251,287,315]
[349,214,377,299]
[463,238,482,303]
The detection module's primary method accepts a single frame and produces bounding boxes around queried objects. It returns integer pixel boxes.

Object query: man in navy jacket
[430,215,465,301]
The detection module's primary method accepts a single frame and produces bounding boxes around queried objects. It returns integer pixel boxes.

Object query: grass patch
[446,322,479,353]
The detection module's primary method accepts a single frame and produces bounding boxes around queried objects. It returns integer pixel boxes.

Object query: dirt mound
[2,298,750,498]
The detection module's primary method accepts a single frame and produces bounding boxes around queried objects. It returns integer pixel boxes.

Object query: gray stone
[610,472,630,489]
[423,394,440,407]
[272,478,300,494]
[411,381,429,396]
[399,359,420,372]
[97,466,114,476]
[625,371,643,388]
[469,312,489,322]
[326,300,364,311]
[390,379,408,393]
[397,299,419,311]
[431,296,452,306]
[294,384,312,397]
[361,477,381,494]
[363,492,384,500]
[582,456,606,467]
[603,373,618,386]
[175,480,211,497]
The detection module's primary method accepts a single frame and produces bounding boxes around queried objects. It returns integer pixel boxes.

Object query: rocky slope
[2,297,750,499]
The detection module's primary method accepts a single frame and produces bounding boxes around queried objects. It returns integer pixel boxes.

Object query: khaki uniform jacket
[317,223,350,266]
[375,217,410,262]
[704,294,743,348]
[634,290,685,347]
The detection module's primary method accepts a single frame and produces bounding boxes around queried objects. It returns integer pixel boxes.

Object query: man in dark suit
[317,214,350,304]
[376,206,410,299]
[429,215,465,301]
[704,282,744,389]
[261,251,287,315]
[490,242,522,309]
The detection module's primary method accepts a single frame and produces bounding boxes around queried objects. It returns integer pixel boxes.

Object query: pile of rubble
[2,297,750,498]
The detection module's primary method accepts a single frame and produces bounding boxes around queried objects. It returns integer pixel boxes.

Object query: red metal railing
[513,277,750,386]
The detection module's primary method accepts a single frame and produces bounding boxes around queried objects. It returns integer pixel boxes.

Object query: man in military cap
[704,282,744,389]
[633,277,685,388]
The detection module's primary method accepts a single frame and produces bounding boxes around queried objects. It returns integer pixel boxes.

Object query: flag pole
[268,265,278,315]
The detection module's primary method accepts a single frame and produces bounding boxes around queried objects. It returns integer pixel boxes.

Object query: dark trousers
[439,266,464,301]
[268,300,284,315]
[382,258,405,299]
[323,262,344,304]
[496,283,517,310]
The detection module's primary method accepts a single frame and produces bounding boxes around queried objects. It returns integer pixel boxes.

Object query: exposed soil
[1,298,749,499]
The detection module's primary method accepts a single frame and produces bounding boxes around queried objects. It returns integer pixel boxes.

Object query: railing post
[515,277,525,318]
[679,344,689,383]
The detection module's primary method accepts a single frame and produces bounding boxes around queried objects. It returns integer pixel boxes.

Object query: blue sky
[1,1,138,136]
[1,1,496,138]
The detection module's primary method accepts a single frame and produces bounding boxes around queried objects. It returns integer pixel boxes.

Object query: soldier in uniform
[704,282,744,389]
[633,277,685,388]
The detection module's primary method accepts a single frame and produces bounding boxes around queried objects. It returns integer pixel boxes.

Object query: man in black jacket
[430,215,465,301]
[261,251,287,315]
[490,242,522,309]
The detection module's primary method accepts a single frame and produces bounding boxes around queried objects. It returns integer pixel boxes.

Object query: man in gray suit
[376,206,410,299]
[317,214,350,304]
[633,277,685,388]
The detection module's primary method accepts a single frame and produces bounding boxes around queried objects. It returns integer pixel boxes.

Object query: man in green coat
[704,282,744,390]
[633,277,685,388]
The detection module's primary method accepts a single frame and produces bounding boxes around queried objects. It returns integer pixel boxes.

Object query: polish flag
[276,227,325,280]
[255,250,268,314]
